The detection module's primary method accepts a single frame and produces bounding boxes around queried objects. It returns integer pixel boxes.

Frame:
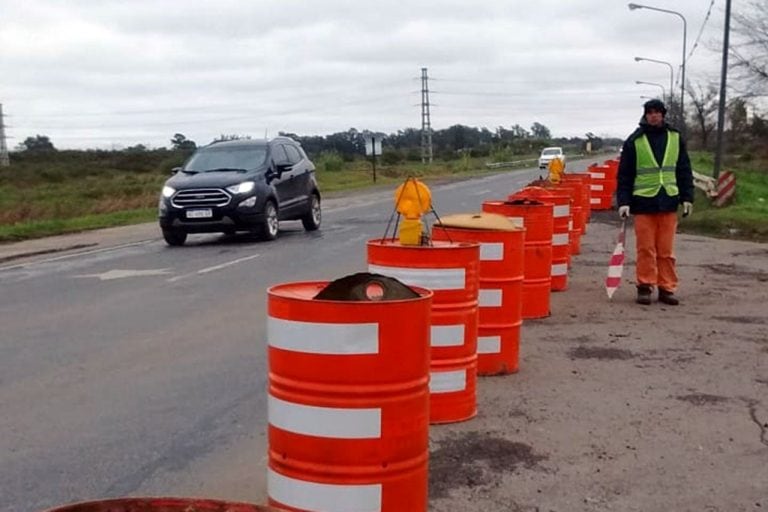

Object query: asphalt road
[0,165,549,512]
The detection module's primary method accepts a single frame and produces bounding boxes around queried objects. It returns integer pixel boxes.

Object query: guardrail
[485,158,538,169]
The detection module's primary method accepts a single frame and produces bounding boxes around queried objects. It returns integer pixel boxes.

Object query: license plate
[186,209,213,219]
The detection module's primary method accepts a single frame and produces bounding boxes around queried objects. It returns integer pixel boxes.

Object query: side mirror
[171,167,181,175]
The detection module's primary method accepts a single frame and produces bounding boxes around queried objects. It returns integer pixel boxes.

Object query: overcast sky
[0,0,728,150]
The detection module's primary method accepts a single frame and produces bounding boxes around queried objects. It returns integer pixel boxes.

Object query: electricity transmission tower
[0,104,9,167]
[420,68,433,164]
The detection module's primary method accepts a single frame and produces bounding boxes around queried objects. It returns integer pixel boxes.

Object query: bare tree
[686,82,719,149]
[731,0,768,97]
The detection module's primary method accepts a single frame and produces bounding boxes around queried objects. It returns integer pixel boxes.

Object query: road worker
[617,99,694,305]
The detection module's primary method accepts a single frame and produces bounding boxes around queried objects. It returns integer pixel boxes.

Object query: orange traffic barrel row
[42,498,286,512]
[267,280,432,512]
[588,161,618,210]
[481,200,552,319]
[510,187,570,291]
[367,239,480,424]
[432,216,524,375]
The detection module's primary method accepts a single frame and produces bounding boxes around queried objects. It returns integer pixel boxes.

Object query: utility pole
[420,67,433,164]
[0,104,10,167]
[713,0,732,179]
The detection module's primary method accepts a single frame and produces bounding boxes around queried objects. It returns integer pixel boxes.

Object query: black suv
[158,137,321,246]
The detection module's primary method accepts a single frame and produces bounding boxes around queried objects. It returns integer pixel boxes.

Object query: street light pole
[713,0,732,179]
[634,56,674,107]
[636,80,666,100]
[629,3,687,137]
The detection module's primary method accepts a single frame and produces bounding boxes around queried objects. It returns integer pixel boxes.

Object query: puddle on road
[568,346,635,361]
[429,431,545,499]
[675,393,729,406]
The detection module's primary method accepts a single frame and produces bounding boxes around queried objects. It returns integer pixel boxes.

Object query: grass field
[680,152,768,242]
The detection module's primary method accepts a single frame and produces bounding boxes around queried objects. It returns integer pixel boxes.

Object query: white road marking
[166,254,261,282]
[470,189,492,196]
[75,268,172,281]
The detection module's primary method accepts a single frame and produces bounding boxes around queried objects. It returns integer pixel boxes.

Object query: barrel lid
[436,212,522,231]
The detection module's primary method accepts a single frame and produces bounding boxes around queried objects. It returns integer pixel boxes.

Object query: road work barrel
[367,239,480,424]
[267,277,431,512]
[432,213,524,375]
[482,200,553,319]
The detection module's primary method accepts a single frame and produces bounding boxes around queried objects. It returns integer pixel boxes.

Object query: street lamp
[634,56,674,106]
[636,80,666,99]
[628,3,687,136]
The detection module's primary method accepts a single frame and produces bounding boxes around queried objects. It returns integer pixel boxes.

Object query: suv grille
[171,188,231,208]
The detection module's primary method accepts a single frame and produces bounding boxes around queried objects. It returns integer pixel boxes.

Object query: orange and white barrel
[367,239,479,424]
[431,224,524,375]
[510,187,570,291]
[552,182,583,256]
[267,282,432,512]
[482,200,553,319]
[588,162,618,210]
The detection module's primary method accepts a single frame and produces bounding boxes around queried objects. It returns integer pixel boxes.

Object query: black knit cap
[643,99,667,116]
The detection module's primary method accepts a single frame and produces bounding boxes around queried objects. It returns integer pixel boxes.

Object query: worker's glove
[618,205,630,219]
[682,202,693,217]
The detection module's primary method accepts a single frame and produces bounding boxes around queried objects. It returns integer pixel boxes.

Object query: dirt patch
[675,393,729,406]
[568,346,635,360]
[429,431,546,499]
[701,263,768,281]
[713,315,768,325]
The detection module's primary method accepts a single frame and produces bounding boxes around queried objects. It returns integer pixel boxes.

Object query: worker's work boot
[658,288,680,306]
[636,285,652,305]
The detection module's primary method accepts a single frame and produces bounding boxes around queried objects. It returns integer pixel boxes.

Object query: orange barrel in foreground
[267,281,432,512]
[482,200,552,319]
[42,498,285,512]
[510,187,570,291]
[432,217,524,375]
[367,239,480,424]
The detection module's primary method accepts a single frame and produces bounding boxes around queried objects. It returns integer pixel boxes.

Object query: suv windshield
[183,145,268,172]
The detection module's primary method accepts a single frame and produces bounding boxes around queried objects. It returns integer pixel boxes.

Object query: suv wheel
[163,228,187,246]
[259,200,279,241]
[301,193,321,231]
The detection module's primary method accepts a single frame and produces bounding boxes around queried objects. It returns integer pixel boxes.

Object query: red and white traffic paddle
[606,220,627,300]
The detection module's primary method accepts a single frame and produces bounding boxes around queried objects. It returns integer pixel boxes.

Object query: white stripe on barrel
[480,242,504,261]
[429,369,467,393]
[269,469,382,512]
[590,171,606,179]
[591,184,604,191]
[479,289,502,307]
[269,317,379,355]
[590,197,601,205]
[551,263,568,276]
[431,324,465,347]
[478,335,501,354]
[268,395,382,439]
[552,233,569,246]
[367,264,465,290]
[554,204,570,217]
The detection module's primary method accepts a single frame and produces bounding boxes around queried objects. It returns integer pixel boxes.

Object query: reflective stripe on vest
[633,131,679,197]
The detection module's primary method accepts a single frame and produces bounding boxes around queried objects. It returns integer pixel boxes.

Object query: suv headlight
[162,185,175,198]
[226,181,255,194]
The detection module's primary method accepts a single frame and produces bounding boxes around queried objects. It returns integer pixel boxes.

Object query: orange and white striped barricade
[510,187,571,291]
[367,239,480,424]
[482,200,553,319]
[432,218,524,375]
[267,281,432,512]
[587,163,617,210]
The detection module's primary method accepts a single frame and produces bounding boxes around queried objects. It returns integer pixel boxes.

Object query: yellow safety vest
[633,131,679,197]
